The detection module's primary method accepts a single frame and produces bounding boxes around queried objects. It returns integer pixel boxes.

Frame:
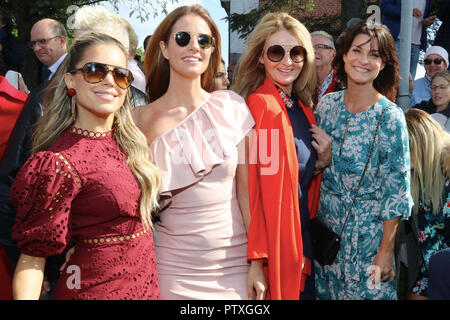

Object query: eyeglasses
[265,45,306,63]
[424,58,443,65]
[27,35,61,49]
[313,44,334,51]
[430,84,449,91]
[69,62,134,89]
[173,31,215,49]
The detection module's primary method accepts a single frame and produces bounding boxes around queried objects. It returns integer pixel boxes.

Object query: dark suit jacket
[0,30,24,73]
[434,0,450,61]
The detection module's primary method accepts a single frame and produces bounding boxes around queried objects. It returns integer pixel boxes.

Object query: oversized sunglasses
[69,62,134,89]
[173,31,215,49]
[424,58,443,65]
[266,45,307,63]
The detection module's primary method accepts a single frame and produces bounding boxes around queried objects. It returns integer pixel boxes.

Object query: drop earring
[71,97,77,122]
[67,88,76,97]
[67,88,77,122]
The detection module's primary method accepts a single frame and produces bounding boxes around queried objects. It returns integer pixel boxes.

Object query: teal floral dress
[411,178,450,296]
[314,90,413,300]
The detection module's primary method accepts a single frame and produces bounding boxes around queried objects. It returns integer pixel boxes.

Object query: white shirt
[412,0,426,45]
[48,53,68,80]
[397,0,426,45]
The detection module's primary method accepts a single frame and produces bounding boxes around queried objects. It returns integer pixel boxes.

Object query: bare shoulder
[132,101,165,143]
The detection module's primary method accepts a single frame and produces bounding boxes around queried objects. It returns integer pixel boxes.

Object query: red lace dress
[11,127,159,300]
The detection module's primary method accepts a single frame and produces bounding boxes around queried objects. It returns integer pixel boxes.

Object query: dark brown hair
[333,20,400,99]
[143,5,221,102]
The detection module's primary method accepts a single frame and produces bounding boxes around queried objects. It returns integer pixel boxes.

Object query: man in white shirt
[28,19,67,82]
[311,31,338,101]
[408,0,430,79]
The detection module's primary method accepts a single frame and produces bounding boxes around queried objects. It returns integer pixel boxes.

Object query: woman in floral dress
[313,21,413,300]
[402,108,450,300]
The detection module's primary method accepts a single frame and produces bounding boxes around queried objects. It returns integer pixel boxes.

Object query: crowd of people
[0,2,449,301]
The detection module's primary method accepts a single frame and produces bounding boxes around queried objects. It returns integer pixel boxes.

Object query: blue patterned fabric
[412,178,450,296]
[313,90,413,300]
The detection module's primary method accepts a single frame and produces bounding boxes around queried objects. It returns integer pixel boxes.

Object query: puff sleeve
[11,151,81,257]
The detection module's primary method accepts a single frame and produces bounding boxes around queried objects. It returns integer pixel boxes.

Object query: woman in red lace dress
[10,32,161,300]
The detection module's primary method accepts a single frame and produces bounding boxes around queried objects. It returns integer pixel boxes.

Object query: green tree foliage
[301,14,341,39]
[227,0,382,41]
[109,0,179,21]
[228,0,315,40]
[135,47,145,62]
[0,0,175,88]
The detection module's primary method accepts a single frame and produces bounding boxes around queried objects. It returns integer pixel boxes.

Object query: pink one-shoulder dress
[150,90,255,300]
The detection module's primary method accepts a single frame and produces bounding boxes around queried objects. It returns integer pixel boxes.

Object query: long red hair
[143,4,221,102]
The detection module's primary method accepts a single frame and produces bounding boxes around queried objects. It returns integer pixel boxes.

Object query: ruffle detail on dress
[150,90,254,195]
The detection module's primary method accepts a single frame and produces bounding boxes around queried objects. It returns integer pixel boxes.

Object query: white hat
[425,46,449,67]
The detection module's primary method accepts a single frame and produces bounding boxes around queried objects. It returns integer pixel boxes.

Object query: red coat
[246,77,322,300]
[0,76,28,160]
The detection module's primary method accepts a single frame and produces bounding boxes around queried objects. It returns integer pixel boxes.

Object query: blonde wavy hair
[232,12,317,107]
[73,5,130,54]
[32,32,161,229]
[405,108,450,216]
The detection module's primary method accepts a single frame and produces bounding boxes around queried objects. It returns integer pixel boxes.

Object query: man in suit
[29,19,67,83]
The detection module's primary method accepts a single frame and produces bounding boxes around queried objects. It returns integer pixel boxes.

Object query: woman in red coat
[233,13,331,299]
[0,75,28,160]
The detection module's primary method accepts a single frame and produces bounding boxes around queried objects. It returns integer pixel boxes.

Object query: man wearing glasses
[29,18,67,83]
[311,31,340,102]
[411,46,449,106]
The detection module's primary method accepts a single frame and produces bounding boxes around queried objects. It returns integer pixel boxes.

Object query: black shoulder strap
[337,105,393,238]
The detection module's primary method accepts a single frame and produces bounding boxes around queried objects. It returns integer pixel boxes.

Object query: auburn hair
[143,4,221,102]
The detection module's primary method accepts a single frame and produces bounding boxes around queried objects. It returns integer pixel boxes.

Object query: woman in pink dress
[11,32,161,299]
[134,5,265,299]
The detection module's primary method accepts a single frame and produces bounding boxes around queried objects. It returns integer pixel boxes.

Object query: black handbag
[310,106,391,266]
[309,217,341,266]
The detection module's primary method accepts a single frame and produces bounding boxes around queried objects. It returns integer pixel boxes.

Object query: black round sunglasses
[173,31,215,49]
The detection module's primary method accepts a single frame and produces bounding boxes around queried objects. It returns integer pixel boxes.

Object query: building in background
[223,0,347,67]
[221,0,258,67]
